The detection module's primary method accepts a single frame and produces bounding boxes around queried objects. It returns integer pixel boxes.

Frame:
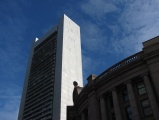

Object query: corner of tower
[63,13,68,18]
[62,14,72,22]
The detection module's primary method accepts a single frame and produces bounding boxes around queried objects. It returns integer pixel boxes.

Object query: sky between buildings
[0,0,159,119]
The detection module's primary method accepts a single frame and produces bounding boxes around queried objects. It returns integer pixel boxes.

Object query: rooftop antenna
[35,37,39,42]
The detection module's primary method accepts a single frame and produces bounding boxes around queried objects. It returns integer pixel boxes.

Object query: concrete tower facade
[18,14,83,120]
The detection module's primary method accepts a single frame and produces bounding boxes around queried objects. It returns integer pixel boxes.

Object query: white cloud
[0,0,28,80]
[80,0,159,56]
[82,53,99,85]
[81,0,118,18]
[0,111,18,120]
[0,83,21,120]
[113,0,159,54]
[80,20,108,52]
[77,0,159,79]
[0,0,28,120]
[82,54,92,82]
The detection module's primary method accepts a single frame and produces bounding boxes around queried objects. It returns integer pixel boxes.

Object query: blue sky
[0,0,159,119]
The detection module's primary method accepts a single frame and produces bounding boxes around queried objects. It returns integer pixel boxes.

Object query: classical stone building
[67,36,159,120]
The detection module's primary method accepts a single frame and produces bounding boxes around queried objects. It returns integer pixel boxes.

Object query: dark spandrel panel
[137,82,147,95]
[137,82,144,89]
[22,32,57,120]
[141,99,153,116]
[138,88,146,95]
[112,112,116,120]
[126,106,133,120]
[109,95,114,108]
[122,89,129,102]
[144,107,153,116]
[141,100,150,108]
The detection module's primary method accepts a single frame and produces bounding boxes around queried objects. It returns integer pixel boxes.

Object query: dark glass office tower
[23,32,57,120]
[18,15,83,120]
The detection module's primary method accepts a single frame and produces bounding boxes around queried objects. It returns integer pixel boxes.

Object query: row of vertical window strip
[23,33,57,120]
[24,42,56,104]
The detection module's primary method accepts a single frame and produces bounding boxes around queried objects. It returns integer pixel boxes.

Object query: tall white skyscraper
[18,14,83,120]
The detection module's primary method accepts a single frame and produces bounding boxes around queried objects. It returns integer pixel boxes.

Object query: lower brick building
[67,36,159,120]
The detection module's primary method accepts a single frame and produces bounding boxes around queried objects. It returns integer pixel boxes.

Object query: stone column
[112,90,122,120]
[75,116,81,120]
[87,74,101,120]
[126,81,140,120]
[81,112,86,120]
[88,92,101,120]
[100,96,108,120]
[143,75,159,120]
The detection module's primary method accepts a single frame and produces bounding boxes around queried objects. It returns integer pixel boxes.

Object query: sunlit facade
[18,14,83,120]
